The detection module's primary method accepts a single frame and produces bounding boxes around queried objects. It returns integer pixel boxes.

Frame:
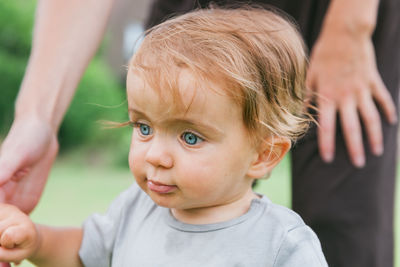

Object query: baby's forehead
[126,71,247,138]
[127,67,235,114]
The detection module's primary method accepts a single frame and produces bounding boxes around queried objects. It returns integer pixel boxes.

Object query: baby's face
[126,68,258,223]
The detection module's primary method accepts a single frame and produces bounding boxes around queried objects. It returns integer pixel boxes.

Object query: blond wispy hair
[129,6,310,143]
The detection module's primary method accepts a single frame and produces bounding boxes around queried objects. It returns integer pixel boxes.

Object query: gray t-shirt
[79,183,328,267]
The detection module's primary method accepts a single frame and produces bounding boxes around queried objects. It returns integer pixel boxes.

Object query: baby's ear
[247,136,291,179]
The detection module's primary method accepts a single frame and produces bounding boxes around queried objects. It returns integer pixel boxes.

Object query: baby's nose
[144,137,174,169]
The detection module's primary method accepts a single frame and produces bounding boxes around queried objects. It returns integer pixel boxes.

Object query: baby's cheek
[129,150,143,174]
[128,141,145,171]
[128,147,135,171]
[128,133,136,167]
[181,169,215,196]
[130,153,147,191]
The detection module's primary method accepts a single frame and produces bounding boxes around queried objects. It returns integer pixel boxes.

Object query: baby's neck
[170,190,259,224]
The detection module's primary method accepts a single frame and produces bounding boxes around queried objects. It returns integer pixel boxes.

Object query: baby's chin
[143,186,180,208]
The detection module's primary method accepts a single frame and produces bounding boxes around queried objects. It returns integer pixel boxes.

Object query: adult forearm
[29,225,83,267]
[15,0,116,131]
[322,0,379,37]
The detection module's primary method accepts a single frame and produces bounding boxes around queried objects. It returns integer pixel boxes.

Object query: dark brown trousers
[145,1,400,266]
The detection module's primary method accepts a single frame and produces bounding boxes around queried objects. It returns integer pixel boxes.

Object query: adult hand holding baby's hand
[0,116,58,214]
[0,203,40,264]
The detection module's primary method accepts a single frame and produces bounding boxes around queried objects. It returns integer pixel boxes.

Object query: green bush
[0,1,35,133]
[59,58,128,150]
[0,50,28,132]
[0,1,131,167]
[0,1,34,56]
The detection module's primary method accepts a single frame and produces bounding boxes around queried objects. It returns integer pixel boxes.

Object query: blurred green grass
[16,154,399,267]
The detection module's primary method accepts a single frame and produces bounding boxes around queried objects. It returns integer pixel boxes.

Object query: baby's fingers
[0,226,37,263]
[1,226,26,249]
[0,246,31,263]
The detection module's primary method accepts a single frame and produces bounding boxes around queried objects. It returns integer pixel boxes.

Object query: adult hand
[0,117,58,214]
[306,25,397,167]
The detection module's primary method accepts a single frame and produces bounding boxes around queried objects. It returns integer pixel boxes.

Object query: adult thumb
[0,188,5,203]
[0,157,23,186]
[0,262,11,267]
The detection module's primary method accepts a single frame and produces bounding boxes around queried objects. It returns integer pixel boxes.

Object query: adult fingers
[359,92,383,156]
[305,66,316,107]
[4,138,58,214]
[339,100,365,167]
[0,190,5,204]
[0,182,17,206]
[10,168,31,183]
[0,149,31,186]
[317,97,336,163]
[372,75,397,124]
[0,156,22,187]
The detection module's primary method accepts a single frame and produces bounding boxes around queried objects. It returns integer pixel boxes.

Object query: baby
[0,7,328,267]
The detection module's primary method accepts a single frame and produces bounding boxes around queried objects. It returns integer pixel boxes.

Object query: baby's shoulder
[255,197,328,266]
[257,196,306,232]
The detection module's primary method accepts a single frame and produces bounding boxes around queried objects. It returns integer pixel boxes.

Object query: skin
[0,0,115,214]
[0,68,289,265]
[127,70,289,224]
[0,0,394,264]
[308,0,397,167]
[0,0,392,223]
[0,2,116,263]
[0,207,83,267]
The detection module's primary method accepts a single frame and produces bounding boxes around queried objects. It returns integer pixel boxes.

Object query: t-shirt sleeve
[78,184,140,267]
[273,225,328,267]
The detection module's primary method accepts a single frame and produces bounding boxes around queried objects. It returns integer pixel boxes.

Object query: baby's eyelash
[183,129,206,139]
[129,121,140,127]
[180,130,205,146]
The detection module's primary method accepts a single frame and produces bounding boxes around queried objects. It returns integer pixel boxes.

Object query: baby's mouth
[147,179,177,194]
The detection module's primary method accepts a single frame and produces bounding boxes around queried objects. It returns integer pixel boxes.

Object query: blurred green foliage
[0,1,130,167]
[0,1,35,131]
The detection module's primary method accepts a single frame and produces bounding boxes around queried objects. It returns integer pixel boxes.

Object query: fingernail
[373,145,383,156]
[322,152,334,163]
[354,156,365,168]
[391,115,398,124]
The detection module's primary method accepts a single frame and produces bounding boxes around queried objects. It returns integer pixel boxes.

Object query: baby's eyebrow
[128,108,148,119]
[166,118,224,138]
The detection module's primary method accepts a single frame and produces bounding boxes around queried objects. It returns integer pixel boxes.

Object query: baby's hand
[0,204,40,263]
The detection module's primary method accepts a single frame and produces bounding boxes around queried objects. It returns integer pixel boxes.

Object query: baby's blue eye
[182,132,203,145]
[139,124,152,136]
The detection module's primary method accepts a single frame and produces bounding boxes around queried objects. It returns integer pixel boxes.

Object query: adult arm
[307,0,397,167]
[0,0,116,213]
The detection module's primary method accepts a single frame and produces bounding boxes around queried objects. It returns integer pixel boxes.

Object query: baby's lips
[147,180,177,194]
